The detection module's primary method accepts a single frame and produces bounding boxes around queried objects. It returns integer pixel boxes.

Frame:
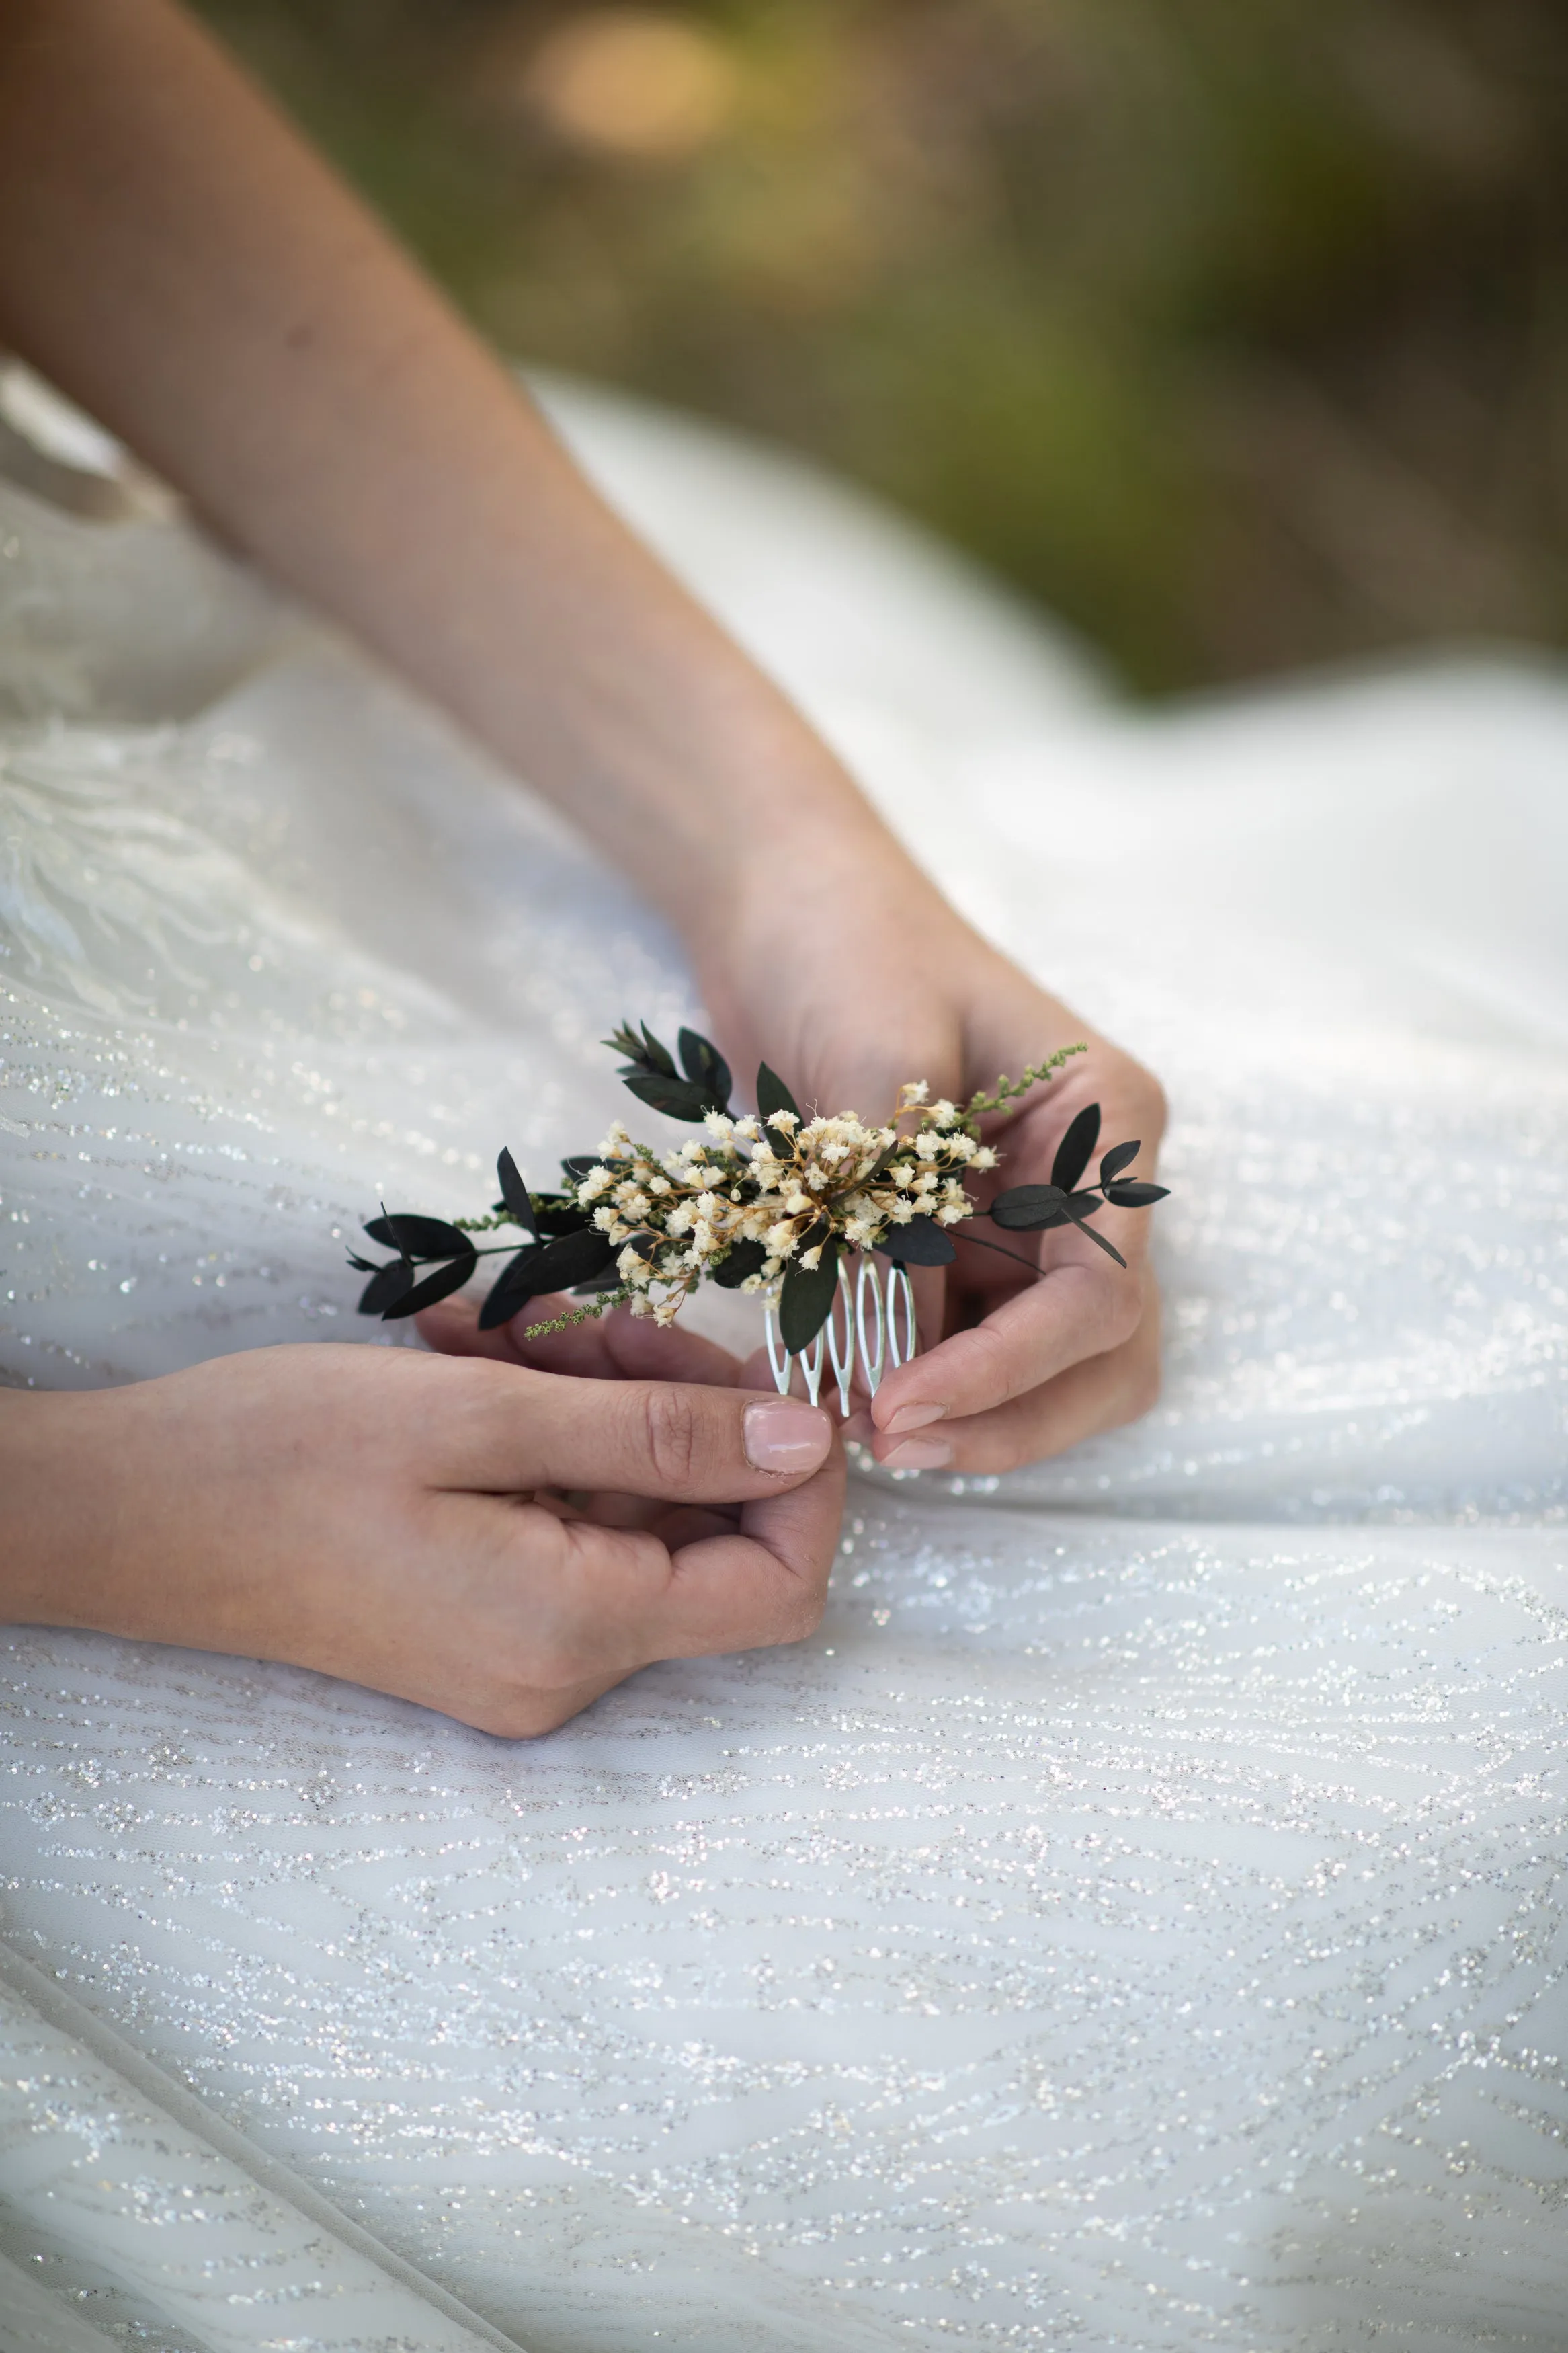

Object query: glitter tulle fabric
[1,376,1565,2352]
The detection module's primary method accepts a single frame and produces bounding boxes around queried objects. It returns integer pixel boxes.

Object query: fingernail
[744,1397,833,1473]
[884,1402,946,1435]
[881,1435,954,1470]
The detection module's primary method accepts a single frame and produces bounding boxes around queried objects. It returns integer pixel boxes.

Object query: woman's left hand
[694,863,1167,1478]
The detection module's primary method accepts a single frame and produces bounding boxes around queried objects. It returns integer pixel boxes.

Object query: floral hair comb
[352,1020,1167,1413]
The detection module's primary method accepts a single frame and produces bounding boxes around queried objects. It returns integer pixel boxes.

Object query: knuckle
[1133,1062,1169,1139]
[639,1382,703,1487]
[775,1579,827,1646]
[1102,1281,1145,1351]
[1119,1353,1163,1425]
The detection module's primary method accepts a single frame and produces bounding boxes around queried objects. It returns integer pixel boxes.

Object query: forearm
[0,0,897,939]
[0,1391,112,1626]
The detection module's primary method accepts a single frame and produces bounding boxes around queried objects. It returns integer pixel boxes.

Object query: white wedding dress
[1,366,1565,2353]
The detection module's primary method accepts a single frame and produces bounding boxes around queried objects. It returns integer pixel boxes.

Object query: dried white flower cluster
[578,1080,999,1326]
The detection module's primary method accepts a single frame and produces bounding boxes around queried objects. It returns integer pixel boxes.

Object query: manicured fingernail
[744,1398,832,1473]
[884,1402,946,1435]
[881,1435,954,1470]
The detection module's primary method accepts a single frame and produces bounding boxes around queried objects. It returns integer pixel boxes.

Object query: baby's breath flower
[800,1244,824,1271]
[766,1108,799,1134]
[970,1145,998,1170]
[597,1121,632,1158]
[703,1109,735,1140]
[900,1080,930,1106]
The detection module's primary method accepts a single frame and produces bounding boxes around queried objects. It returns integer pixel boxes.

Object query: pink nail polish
[881,1435,954,1470]
[744,1397,832,1473]
[884,1402,946,1435]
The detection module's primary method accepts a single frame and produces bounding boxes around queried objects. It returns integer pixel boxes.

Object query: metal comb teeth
[763,1255,917,1415]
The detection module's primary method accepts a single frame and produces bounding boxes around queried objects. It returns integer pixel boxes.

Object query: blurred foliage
[192,0,1568,690]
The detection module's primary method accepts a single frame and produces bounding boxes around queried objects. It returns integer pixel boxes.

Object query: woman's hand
[696,861,1166,1477]
[0,1320,842,1737]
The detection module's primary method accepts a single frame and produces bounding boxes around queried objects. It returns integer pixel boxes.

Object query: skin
[0,0,1165,1723]
[0,1316,843,1739]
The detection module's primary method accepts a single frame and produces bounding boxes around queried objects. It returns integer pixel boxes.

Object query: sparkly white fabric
[1,373,1565,2352]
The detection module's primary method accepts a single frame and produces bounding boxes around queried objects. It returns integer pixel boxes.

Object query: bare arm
[0,0,886,933]
[0,0,1166,1480]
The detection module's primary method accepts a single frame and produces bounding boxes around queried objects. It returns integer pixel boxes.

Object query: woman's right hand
[1,1316,843,1737]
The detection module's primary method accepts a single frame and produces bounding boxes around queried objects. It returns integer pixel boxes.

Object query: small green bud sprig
[350,1021,1169,1355]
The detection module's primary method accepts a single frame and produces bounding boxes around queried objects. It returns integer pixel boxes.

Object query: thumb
[463,1369,837,1503]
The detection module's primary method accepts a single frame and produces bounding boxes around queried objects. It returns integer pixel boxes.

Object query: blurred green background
[194,0,1568,693]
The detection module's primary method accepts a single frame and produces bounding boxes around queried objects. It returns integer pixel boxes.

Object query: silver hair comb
[764,1255,917,1415]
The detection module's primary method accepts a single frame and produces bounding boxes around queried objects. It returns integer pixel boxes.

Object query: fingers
[872,1248,1146,1435]
[468,1433,846,1728]
[450,1361,838,1506]
[419,1293,749,1388]
[866,1290,1163,1474]
[655,1445,847,1655]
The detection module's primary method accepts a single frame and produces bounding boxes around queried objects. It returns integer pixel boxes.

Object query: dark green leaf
[364,1212,470,1261]
[1106,1180,1170,1208]
[561,1154,601,1181]
[755,1062,801,1125]
[532,1194,592,1238]
[477,1243,546,1330]
[477,1226,613,1328]
[571,1267,625,1296]
[496,1147,534,1230]
[382,1247,479,1319]
[358,1260,415,1316]
[877,1215,956,1266]
[779,1238,841,1353]
[638,1022,678,1077]
[619,1230,661,1261]
[605,1019,677,1077]
[1067,1190,1104,1218]
[346,1252,377,1273]
[991,1183,1070,1231]
[1098,1139,1141,1185]
[1057,1197,1128,1267]
[678,1027,733,1111]
[621,1070,715,1123]
[533,1225,617,1290]
[712,1237,768,1289]
[1051,1103,1102,1193]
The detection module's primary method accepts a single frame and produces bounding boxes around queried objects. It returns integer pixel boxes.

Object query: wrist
[0,1388,123,1630]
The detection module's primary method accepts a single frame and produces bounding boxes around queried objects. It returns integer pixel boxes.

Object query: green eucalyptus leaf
[712,1237,768,1289]
[876,1215,956,1266]
[755,1062,802,1124]
[621,1070,715,1122]
[382,1246,479,1319]
[363,1212,471,1261]
[780,1236,841,1353]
